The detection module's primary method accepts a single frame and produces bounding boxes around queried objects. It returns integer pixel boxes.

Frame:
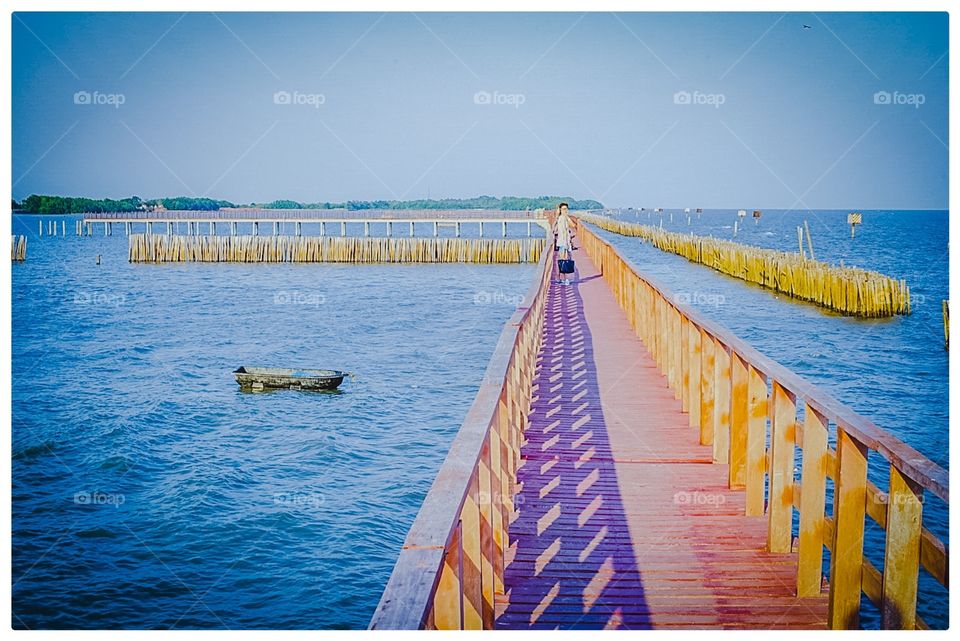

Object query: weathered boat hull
[234,366,345,391]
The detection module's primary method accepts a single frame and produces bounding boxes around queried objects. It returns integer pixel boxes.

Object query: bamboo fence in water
[11,235,26,262]
[579,214,910,317]
[128,234,545,264]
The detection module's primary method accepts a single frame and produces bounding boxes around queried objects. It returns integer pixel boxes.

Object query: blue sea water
[11,210,949,629]
[594,208,948,629]
[11,214,535,629]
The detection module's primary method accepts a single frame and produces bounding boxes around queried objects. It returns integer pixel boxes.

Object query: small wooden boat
[234,366,346,391]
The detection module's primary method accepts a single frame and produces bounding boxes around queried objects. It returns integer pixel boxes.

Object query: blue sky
[11,12,949,209]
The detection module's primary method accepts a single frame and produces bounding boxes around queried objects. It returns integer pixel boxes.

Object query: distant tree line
[13,194,603,213]
[14,195,233,214]
[262,196,604,210]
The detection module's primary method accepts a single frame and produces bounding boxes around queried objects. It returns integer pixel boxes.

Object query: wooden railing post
[699,329,716,445]
[713,343,731,464]
[768,381,796,553]
[492,396,507,595]
[881,465,924,629]
[433,522,464,629]
[689,326,702,430]
[745,366,767,516]
[797,404,829,596]
[461,473,483,629]
[671,306,683,400]
[728,352,748,488]
[680,316,690,412]
[478,437,496,628]
[828,429,869,629]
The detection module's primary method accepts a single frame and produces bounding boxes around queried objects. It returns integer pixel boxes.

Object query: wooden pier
[369,219,947,630]
[83,209,549,238]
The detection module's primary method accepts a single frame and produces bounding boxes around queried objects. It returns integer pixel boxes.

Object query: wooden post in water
[943,300,949,350]
[62,221,66,236]
[804,220,815,260]
[434,222,439,237]
[39,220,43,237]
[364,221,370,237]
[410,221,415,237]
[527,221,531,237]
[341,221,346,236]
[479,221,483,238]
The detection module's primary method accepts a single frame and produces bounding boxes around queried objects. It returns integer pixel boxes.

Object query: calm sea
[12,210,948,628]
[12,214,535,629]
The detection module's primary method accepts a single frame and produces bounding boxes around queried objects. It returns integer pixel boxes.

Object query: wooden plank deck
[495,247,829,630]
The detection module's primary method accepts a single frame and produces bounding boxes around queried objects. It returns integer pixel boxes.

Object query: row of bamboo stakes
[128,234,546,264]
[11,236,26,261]
[579,214,910,317]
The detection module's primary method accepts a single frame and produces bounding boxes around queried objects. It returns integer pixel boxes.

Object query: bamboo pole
[11,235,27,261]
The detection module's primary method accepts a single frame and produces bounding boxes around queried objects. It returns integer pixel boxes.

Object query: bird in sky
[802,24,812,29]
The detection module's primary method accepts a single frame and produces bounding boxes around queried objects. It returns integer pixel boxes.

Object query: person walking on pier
[555,202,575,284]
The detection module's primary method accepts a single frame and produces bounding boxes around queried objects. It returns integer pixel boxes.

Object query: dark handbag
[558,258,575,274]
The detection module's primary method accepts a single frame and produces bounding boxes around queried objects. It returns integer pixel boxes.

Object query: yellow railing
[577,220,947,629]
[580,214,910,317]
[369,244,554,629]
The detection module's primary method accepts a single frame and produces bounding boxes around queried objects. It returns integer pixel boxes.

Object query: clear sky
[11,12,949,209]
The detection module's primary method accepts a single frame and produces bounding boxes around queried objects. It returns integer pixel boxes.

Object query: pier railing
[577,220,948,630]
[84,208,546,221]
[369,243,554,629]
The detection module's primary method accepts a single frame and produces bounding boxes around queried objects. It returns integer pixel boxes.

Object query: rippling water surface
[12,211,948,629]
[12,214,534,629]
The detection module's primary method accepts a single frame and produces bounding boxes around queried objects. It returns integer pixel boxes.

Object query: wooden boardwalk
[495,248,829,629]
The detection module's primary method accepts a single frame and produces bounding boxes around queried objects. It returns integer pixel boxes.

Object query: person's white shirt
[556,213,571,248]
